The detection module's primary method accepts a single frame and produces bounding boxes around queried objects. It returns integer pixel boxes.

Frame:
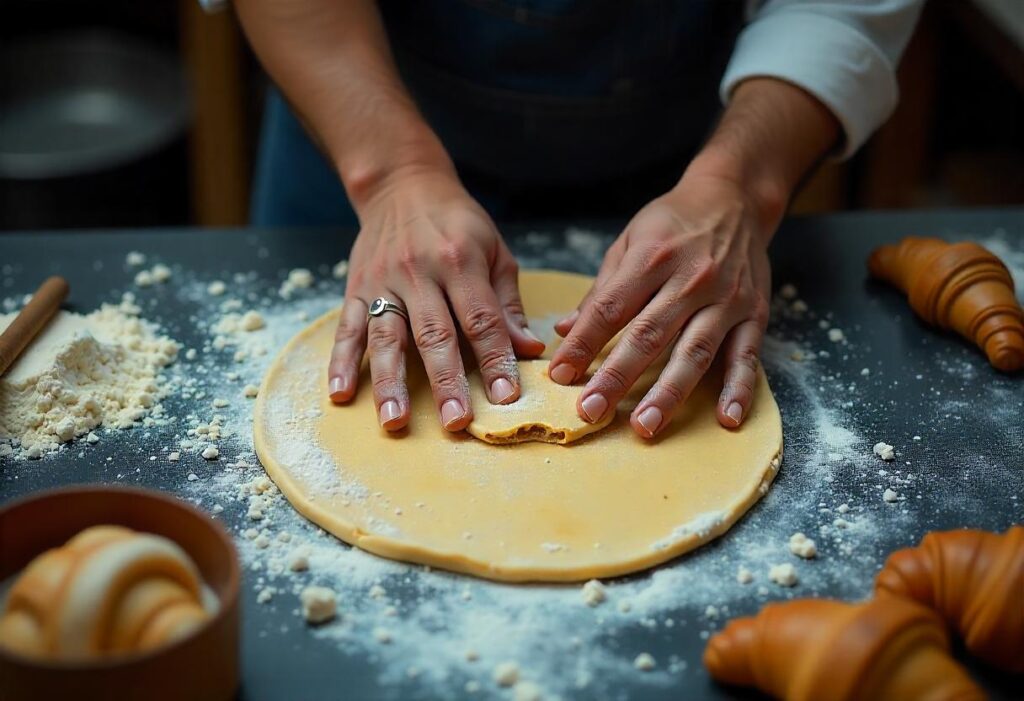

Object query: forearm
[235,0,454,214]
[681,77,840,237]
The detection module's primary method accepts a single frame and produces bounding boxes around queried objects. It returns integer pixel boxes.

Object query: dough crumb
[369,584,386,600]
[288,550,310,572]
[493,661,520,687]
[836,503,850,514]
[244,384,259,398]
[617,599,633,613]
[126,251,146,266]
[769,563,799,587]
[883,488,900,503]
[465,681,481,694]
[207,281,227,296]
[134,270,154,287]
[186,472,198,482]
[201,446,219,460]
[151,264,172,283]
[256,587,273,604]
[372,627,392,644]
[788,532,817,559]
[704,605,719,619]
[736,566,754,584]
[827,328,845,342]
[779,283,798,300]
[85,431,99,444]
[873,442,895,461]
[465,649,479,662]
[240,311,265,332]
[634,653,657,671]
[791,299,808,313]
[581,579,607,607]
[332,260,349,279]
[300,586,337,624]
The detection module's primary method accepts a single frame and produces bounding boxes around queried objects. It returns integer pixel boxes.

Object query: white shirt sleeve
[720,0,925,159]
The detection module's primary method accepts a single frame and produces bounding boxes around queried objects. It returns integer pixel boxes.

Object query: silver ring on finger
[367,296,408,323]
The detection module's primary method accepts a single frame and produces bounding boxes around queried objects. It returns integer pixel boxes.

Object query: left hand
[548,173,773,438]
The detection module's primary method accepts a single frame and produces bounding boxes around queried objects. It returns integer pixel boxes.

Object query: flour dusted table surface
[1,210,1021,700]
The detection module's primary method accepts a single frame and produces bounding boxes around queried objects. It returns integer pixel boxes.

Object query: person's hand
[327,169,545,432]
[548,173,772,438]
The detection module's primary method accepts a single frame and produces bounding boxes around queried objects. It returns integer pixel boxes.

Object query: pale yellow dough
[467,360,613,444]
[254,270,783,582]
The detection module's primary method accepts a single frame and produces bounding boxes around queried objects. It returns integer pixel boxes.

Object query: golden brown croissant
[876,525,1024,673]
[703,597,984,701]
[0,525,213,660]
[868,236,1024,372]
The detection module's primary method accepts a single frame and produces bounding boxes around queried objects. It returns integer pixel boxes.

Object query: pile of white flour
[0,295,179,458]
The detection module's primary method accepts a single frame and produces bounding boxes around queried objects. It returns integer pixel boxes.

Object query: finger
[549,262,666,386]
[405,284,472,432]
[554,240,625,337]
[328,296,369,404]
[491,249,545,358]
[576,288,698,424]
[716,319,765,429]
[446,266,521,405]
[630,306,731,439]
[366,299,411,431]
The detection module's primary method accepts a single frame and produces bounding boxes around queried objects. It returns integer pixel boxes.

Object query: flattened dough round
[467,360,613,444]
[254,270,783,582]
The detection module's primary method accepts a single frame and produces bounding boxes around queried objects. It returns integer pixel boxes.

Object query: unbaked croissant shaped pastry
[867,236,1024,372]
[0,525,213,660]
[703,597,984,701]
[876,525,1024,673]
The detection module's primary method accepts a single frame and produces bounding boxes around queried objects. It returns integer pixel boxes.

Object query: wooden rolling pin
[0,277,69,377]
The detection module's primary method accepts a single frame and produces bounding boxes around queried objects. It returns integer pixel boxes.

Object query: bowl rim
[0,483,240,671]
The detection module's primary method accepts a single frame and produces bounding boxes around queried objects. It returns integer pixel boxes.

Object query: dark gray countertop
[1,209,1022,700]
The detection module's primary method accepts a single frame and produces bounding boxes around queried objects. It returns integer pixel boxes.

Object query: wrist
[334,118,457,216]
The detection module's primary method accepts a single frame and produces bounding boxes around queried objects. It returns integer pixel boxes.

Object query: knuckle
[750,298,770,327]
[684,258,720,292]
[679,334,717,372]
[367,323,402,351]
[440,244,469,269]
[731,343,760,373]
[476,348,512,374]
[561,334,598,365]
[656,378,686,405]
[625,318,666,359]
[595,364,630,395]
[428,367,465,395]
[334,318,360,342]
[644,242,677,270]
[462,304,504,343]
[592,291,626,330]
[414,317,456,355]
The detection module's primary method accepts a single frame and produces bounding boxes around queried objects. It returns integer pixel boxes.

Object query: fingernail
[637,406,663,437]
[581,393,608,423]
[725,401,743,426]
[550,363,576,385]
[379,400,401,427]
[441,399,465,428]
[490,377,515,403]
[329,375,348,399]
[522,327,543,345]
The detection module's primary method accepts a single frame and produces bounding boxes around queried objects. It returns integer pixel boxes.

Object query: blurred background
[0,0,1021,232]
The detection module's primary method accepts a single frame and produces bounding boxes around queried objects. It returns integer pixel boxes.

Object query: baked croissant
[868,236,1024,372]
[876,525,1024,673]
[703,597,984,701]
[0,525,213,660]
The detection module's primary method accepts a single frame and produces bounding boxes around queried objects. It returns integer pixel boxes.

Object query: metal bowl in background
[0,30,189,179]
[0,30,191,229]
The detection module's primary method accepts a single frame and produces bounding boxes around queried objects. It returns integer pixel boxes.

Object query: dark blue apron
[252,0,745,226]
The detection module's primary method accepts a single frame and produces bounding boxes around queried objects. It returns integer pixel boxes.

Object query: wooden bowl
[0,485,240,701]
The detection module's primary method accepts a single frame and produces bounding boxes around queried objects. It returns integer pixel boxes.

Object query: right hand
[327,169,545,432]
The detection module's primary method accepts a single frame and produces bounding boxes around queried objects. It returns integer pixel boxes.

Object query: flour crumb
[332,260,349,279]
[827,328,845,342]
[873,442,895,461]
[207,280,227,296]
[736,566,754,584]
[513,681,544,701]
[85,431,99,445]
[769,563,799,587]
[581,579,607,607]
[633,653,657,671]
[300,586,337,624]
[125,251,146,266]
[788,532,817,559]
[280,268,314,298]
[779,284,798,300]
[493,661,520,687]
[201,446,219,460]
[836,503,850,514]
[186,473,198,482]
[244,384,259,398]
[241,311,265,332]
[883,488,900,503]
[256,587,274,604]
[372,627,393,644]
[168,451,180,462]
[150,264,172,283]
